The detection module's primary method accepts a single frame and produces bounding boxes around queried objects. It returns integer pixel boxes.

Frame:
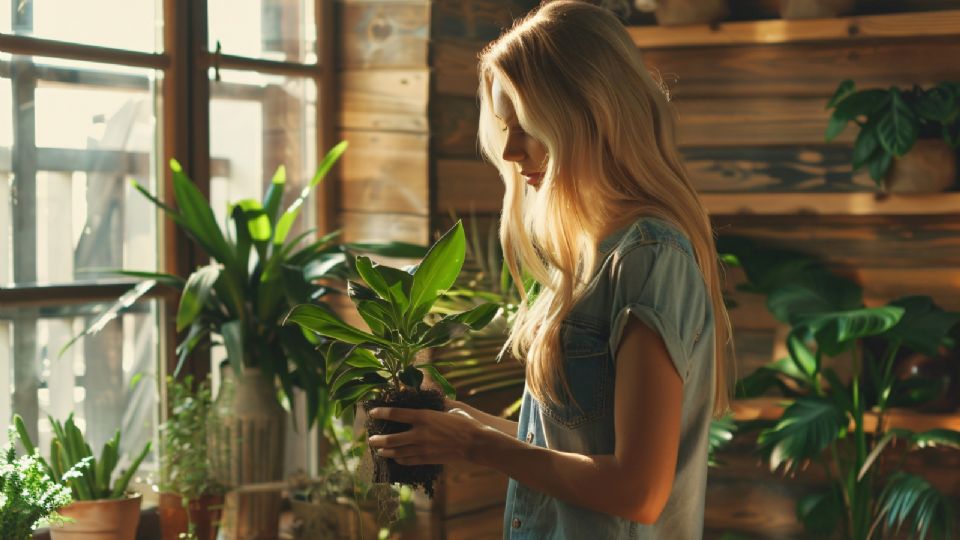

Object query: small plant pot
[158,493,223,540]
[884,139,958,193]
[779,0,854,19]
[654,0,729,26]
[363,387,445,497]
[290,499,379,540]
[50,494,142,540]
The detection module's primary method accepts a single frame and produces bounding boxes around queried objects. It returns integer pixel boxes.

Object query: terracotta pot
[50,495,142,540]
[779,0,854,19]
[208,367,285,540]
[885,139,958,193]
[654,0,729,26]
[290,500,379,540]
[158,493,223,540]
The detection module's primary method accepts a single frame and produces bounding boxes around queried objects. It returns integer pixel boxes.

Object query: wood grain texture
[339,130,429,215]
[338,1,430,69]
[432,0,535,41]
[341,210,429,245]
[436,159,501,214]
[705,192,960,215]
[338,69,429,132]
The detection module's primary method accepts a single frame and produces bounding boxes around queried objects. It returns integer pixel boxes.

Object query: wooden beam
[628,9,960,49]
[0,33,168,70]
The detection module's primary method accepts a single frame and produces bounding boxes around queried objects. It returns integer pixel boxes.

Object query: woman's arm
[369,316,683,524]
[445,399,518,436]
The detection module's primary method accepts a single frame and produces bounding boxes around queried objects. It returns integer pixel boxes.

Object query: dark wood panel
[338,69,429,132]
[643,37,960,98]
[337,1,430,69]
[339,130,429,214]
[432,0,535,42]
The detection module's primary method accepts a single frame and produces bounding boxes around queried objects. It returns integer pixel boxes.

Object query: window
[0,0,334,476]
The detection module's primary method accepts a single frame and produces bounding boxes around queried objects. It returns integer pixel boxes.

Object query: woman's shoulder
[602,216,695,260]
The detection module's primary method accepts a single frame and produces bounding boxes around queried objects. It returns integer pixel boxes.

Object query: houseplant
[284,221,500,496]
[825,80,960,192]
[158,376,224,540]
[14,414,151,540]
[722,239,960,540]
[0,427,77,539]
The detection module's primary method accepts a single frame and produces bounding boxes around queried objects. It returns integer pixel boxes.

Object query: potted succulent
[284,221,500,496]
[14,414,151,540]
[779,0,853,20]
[1,427,77,539]
[825,80,960,192]
[158,376,225,540]
[633,0,729,26]
[723,238,960,540]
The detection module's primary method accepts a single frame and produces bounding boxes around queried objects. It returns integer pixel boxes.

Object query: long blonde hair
[477,0,734,417]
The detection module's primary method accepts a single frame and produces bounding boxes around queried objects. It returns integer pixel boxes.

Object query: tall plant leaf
[757,396,847,472]
[169,160,234,266]
[262,164,286,225]
[284,304,390,347]
[798,306,905,356]
[176,265,221,332]
[408,221,466,320]
[876,90,919,156]
[876,471,955,540]
[882,296,960,356]
[766,269,863,325]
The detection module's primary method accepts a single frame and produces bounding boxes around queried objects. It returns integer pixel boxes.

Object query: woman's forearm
[447,399,518,436]
[468,426,661,524]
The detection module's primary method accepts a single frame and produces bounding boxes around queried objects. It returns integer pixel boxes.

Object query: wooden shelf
[733,397,960,433]
[628,10,960,49]
[703,192,960,217]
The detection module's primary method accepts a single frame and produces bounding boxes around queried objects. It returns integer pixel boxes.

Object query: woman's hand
[366,406,487,466]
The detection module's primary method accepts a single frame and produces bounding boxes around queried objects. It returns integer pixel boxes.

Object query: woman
[368,1,733,538]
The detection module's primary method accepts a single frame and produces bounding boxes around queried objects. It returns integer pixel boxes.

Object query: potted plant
[723,239,960,539]
[633,0,729,26]
[779,0,854,20]
[14,414,151,540]
[158,376,225,540]
[284,221,500,496]
[825,80,960,192]
[0,427,77,539]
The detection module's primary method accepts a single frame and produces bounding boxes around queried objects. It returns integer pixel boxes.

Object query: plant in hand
[14,414,151,502]
[825,80,960,185]
[0,427,79,539]
[284,221,499,495]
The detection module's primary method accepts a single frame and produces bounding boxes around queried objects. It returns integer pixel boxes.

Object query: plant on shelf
[0,427,77,539]
[158,375,225,540]
[722,237,960,540]
[14,414,151,539]
[825,80,960,192]
[284,221,500,496]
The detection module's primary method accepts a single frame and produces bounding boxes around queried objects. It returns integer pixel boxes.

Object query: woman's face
[492,75,549,190]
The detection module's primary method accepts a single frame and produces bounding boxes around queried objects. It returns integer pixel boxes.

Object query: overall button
[525,432,534,443]
[512,518,522,529]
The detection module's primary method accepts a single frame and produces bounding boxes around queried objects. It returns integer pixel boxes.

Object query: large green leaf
[832,89,889,121]
[273,142,348,247]
[766,269,863,325]
[420,364,456,398]
[262,164,286,225]
[877,471,956,540]
[408,221,466,320]
[355,256,396,303]
[235,199,271,242]
[221,319,244,375]
[826,79,856,109]
[851,123,880,170]
[882,296,960,356]
[798,306,905,356]
[786,329,818,380]
[447,302,500,330]
[176,264,221,332]
[284,304,390,347]
[825,114,849,142]
[708,414,736,467]
[877,90,919,156]
[757,396,847,472]
[419,319,470,349]
[169,160,234,266]
[915,85,956,122]
[868,149,893,183]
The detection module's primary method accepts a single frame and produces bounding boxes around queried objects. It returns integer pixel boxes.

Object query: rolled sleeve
[608,242,708,382]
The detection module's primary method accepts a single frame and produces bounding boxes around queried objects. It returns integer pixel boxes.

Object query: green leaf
[236,199,271,242]
[284,304,390,347]
[263,164,286,225]
[399,365,425,389]
[113,269,185,287]
[346,241,429,259]
[408,221,466,320]
[356,299,393,336]
[869,150,893,183]
[825,115,849,142]
[420,364,456,399]
[826,79,856,109]
[757,396,847,472]
[910,428,960,450]
[766,269,862,325]
[447,302,500,330]
[796,487,843,536]
[419,319,469,349]
[169,159,235,266]
[877,471,956,540]
[883,296,960,356]
[915,85,956,122]
[708,414,736,467]
[345,347,384,370]
[798,306,905,356]
[786,330,818,380]
[174,325,210,376]
[230,204,253,276]
[355,256,396,302]
[851,123,879,169]
[877,90,919,156]
[176,264,221,332]
[832,89,889,121]
[111,441,151,499]
[273,142,348,247]
[221,319,244,374]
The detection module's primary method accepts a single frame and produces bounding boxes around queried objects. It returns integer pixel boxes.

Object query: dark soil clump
[363,387,445,497]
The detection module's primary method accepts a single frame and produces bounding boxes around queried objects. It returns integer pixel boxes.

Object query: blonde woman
[368,1,733,537]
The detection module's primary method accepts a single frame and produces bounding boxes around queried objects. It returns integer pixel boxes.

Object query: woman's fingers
[368,430,418,448]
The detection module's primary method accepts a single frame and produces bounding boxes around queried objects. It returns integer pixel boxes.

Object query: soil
[363,387,446,497]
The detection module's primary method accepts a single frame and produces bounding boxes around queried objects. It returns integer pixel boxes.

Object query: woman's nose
[501,133,525,163]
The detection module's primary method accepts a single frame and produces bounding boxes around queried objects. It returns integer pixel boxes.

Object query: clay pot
[158,493,223,540]
[50,495,142,540]
[290,500,379,540]
[654,0,729,26]
[779,0,854,19]
[885,139,958,193]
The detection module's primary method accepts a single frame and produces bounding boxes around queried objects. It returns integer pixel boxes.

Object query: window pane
[0,0,162,53]
[0,56,160,287]
[208,0,316,63]
[0,300,159,476]
[209,69,316,235]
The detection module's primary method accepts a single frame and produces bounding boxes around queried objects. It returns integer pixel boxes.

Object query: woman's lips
[523,172,543,186]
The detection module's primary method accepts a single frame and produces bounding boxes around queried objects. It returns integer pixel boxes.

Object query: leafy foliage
[14,414,150,501]
[285,221,499,415]
[0,428,76,539]
[160,376,224,499]
[825,80,960,186]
